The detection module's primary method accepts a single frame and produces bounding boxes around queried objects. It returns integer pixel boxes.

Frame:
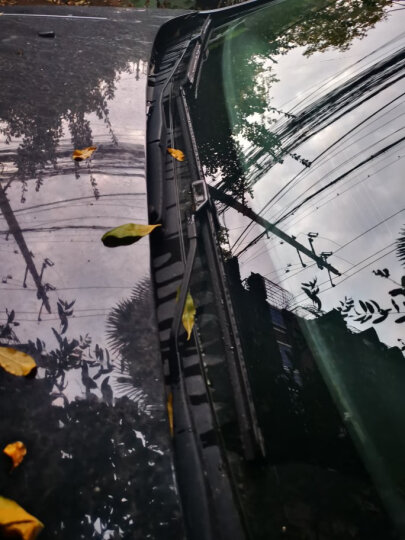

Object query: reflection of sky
[0,53,151,397]
[223,8,405,349]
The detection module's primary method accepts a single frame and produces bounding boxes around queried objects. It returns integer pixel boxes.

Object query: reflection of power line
[246,46,405,184]
[240,157,405,265]
[268,119,405,225]
[12,192,145,216]
[210,186,340,276]
[272,128,405,224]
[277,209,404,287]
[0,225,109,234]
[279,32,405,113]
[276,136,405,225]
[0,185,51,314]
[232,42,405,245]
[272,154,405,233]
[1,308,109,314]
[290,244,396,308]
[0,314,110,323]
[233,92,405,251]
[0,286,133,291]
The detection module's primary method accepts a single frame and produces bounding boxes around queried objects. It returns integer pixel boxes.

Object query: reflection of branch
[0,185,51,313]
[86,161,100,200]
[210,185,340,276]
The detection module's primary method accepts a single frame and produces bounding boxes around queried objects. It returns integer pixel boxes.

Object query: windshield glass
[193,1,405,538]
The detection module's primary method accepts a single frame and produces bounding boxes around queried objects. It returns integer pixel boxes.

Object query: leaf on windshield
[167,148,185,162]
[167,392,174,437]
[72,146,97,162]
[0,496,44,540]
[101,223,161,247]
[183,292,196,340]
[3,442,27,471]
[176,290,196,340]
[0,347,36,377]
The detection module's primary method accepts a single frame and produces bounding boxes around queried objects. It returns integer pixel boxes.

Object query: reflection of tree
[297,225,405,339]
[0,16,149,201]
[107,280,163,409]
[397,227,405,267]
[275,0,391,57]
[0,285,182,539]
[194,0,393,201]
[0,377,182,539]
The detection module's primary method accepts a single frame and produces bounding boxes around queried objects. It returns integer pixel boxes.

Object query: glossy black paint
[0,6,187,539]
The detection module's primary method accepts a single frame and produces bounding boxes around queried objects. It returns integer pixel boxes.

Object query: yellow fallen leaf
[167,392,173,437]
[0,496,44,540]
[183,292,196,340]
[101,223,161,247]
[3,442,27,470]
[176,289,196,340]
[167,148,185,162]
[72,146,97,161]
[0,347,36,377]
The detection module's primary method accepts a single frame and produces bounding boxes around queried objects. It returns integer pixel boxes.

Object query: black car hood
[0,6,187,539]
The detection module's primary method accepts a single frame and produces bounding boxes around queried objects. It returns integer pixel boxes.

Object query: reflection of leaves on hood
[106,280,161,410]
[81,361,97,392]
[0,309,20,343]
[372,268,390,278]
[57,299,75,335]
[0,376,183,539]
[101,376,113,405]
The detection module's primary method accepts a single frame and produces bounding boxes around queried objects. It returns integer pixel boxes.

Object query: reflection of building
[226,257,402,540]
[245,270,302,386]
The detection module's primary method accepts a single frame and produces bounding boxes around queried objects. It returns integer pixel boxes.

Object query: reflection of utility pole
[0,185,51,313]
[209,185,340,277]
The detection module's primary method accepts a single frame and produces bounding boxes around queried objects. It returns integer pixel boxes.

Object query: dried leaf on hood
[0,496,44,540]
[167,392,174,437]
[3,441,27,470]
[0,347,36,377]
[167,148,185,162]
[72,146,97,162]
[101,223,161,247]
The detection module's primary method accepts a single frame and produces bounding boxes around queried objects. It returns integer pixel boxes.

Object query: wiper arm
[169,217,198,380]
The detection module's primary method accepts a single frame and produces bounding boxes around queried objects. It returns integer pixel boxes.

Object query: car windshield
[192,1,405,538]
